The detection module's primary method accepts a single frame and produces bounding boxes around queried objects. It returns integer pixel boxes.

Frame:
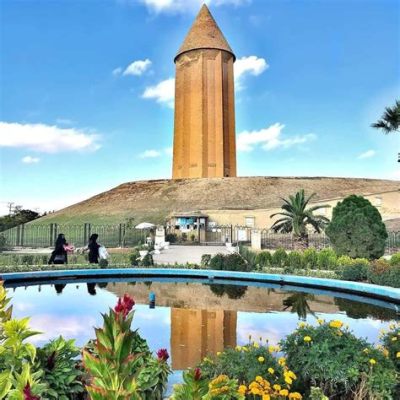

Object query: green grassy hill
[31,176,400,225]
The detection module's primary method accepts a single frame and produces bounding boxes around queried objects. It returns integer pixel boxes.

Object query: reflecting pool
[6,278,399,372]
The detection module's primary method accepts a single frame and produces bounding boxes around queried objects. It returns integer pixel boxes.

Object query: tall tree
[371,100,400,134]
[270,189,330,249]
[325,195,387,259]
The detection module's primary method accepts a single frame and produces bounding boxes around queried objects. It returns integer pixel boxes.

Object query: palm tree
[371,100,400,134]
[270,189,330,249]
[282,292,315,320]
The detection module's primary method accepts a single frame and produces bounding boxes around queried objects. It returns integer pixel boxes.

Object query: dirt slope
[34,176,400,225]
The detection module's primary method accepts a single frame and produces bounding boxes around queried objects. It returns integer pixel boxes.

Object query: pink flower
[157,348,169,362]
[114,294,135,318]
[23,383,40,400]
[194,367,202,381]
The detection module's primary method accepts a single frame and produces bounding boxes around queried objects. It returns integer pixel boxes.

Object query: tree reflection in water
[208,284,248,299]
[282,292,315,320]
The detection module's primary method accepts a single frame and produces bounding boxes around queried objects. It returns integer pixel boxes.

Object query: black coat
[88,242,100,264]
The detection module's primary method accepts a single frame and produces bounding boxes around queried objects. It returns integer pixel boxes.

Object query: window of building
[245,216,255,228]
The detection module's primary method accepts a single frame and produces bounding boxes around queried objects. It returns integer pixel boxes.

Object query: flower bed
[1,280,399,400]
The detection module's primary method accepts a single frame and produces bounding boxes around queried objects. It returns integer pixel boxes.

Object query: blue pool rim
[1,268,399,305]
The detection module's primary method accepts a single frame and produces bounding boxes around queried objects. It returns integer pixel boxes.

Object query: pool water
[6,278,398,371]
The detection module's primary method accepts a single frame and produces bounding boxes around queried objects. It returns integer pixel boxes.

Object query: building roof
[175,4,235,62]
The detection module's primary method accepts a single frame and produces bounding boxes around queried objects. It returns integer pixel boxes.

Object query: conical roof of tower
[175,4,235,62]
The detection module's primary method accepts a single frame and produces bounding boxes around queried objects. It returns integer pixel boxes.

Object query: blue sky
[0,0,399,214]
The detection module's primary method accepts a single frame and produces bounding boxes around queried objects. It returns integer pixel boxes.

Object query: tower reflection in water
[171,308,237,370]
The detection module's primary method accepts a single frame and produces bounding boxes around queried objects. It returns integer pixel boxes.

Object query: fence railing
[1,223,399,254]
[0,223,147,248]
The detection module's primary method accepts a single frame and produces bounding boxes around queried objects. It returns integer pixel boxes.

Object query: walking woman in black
[87,233,100,264]
[48,233,68,265]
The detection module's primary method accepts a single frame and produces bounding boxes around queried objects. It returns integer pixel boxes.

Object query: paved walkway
[153,245,231,265]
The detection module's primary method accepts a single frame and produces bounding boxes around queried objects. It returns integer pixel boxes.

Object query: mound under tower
[172,4,237,179]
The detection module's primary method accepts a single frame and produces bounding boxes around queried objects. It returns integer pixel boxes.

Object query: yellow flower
[317,318,325,325]
[255,376,263,383]
[287,370,297,379]
[289,392,303,399]
[268,367,274,374]
[253,342,260,348]
[396,352,400,358]
[285,376,293,385]
[303,336,312,342]
[258,356,265,363]
[216,352,221,356]
[298,322,306,328]
[392,337,397,341]
[262,395,270,400]
[362,348,369,353]
[273,384,281,391]
[242,346,249,352]
[382,348,389,357]
[235,346,242,352]
[329,320,343,329]
[279,389,289,396]
[238,385,247,395]
[278,357,286,366]
[369,359,376,365]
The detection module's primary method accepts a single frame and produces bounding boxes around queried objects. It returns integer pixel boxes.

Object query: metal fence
[1,223,399,254]
[0,223,147,248]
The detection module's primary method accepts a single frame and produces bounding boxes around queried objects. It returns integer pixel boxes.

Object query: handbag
[54,254,66,262]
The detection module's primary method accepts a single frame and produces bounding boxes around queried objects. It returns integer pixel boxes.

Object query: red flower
[114,294,135,318]
[157,348,169,362]
[23,383,40,400]
[194,367,202,381]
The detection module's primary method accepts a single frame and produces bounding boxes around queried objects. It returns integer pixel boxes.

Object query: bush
[165,233,177,243]
[37,336,84,399]
[255,251,272,269]
[209,253,225,270]
[367,259,400,288]
[317,248,337,270]
[287,251,304,270]
[326,195,388,259]
[201,254,211,268]
[0,234,7,251]
[381,324,400,373]
[239,246,257,270]
[224,253,250,272]
[99,258,109,268]
[140,253,154,267]
[389,252,400,266]
[129,249,141,266]
[21,254,34,265]
[198,343,287,390]
[339,261,369,282]
[281,320,397,399]
[271,248,287,268]
[303,248,318,269]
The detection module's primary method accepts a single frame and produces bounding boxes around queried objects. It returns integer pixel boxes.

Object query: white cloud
[142,54,267,107]
[358,150,376,159]
[0,122,101,153]
[139,149,162,158]
[139,147,173,158]
[237,123,316,152]
[142,78,175,108]
[112,67,123,76]
[123,59,152,76]
[138,0,250,14]
[234,56,268,90]
[22,156,40,164]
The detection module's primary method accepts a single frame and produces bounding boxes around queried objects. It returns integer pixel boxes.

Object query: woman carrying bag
[48,234,68,265]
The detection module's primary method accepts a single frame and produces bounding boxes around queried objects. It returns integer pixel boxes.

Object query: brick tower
[172,4,237,179]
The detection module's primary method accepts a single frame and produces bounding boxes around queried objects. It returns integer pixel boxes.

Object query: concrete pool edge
[1,268,399,305]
